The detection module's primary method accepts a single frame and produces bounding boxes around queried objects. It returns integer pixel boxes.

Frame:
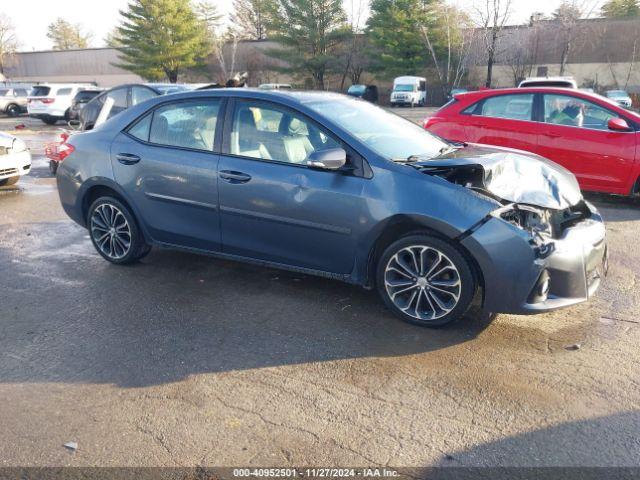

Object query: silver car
[0,87,31,117]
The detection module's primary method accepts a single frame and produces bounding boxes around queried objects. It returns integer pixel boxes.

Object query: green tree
[366,0,431,79]
[230,0,274,39]
[601,0,639,17]
[266,0,349,89]
[114,0,210,83]
[46,18,91,50]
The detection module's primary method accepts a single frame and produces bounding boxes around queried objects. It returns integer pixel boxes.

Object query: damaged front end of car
[409,146,608,314]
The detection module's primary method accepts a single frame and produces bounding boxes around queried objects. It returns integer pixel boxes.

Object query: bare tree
[0,14,18,76]
[338,0,368,90]
[552,0,599,75]
[421,4,475,96]
[230,0,272,40]
[197,1,240,84]
[474,0,513,87]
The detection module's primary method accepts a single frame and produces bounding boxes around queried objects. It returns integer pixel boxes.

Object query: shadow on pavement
[0,221,495,388]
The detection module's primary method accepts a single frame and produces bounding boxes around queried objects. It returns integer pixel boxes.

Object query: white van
[390,76,427,107]
[28,83,93,125]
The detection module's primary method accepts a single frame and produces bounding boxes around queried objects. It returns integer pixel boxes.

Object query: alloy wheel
[384,245,462,322]
[90,203,132,260]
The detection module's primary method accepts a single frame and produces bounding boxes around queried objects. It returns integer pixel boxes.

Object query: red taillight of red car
[423,116,443,129]
[45,141,74,162]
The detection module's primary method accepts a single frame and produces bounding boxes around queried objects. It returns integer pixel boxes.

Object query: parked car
[0,86,31,117]
[68,88,104,121]
[27,84,93,125]
[390,76,426,107]
[78,83,191,131]
[423,87,640,196]
[258,83,292,90]
[346,84,379,103]
[0,132,31,186]
[604,90,633,108]
[518,76,577,89]
[56,90,607,327]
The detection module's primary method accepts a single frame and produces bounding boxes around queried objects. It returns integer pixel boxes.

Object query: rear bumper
[461,203,607,314]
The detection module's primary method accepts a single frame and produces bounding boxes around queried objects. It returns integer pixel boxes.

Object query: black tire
[0,176,19,187]
[42,116,58,125]
[87,196,151,265]
[6,104,20,117]
[376,234,476,327]
[49,160,58,175]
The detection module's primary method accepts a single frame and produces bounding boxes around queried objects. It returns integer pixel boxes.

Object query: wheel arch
[362,215,485,299]
[79,178,151,243]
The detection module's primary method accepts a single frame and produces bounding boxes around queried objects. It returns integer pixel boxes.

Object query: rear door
[111,98,224,250]
[462,93,540,153]
[538,93,637,193]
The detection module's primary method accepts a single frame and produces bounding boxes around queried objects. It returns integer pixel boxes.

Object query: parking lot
[1,111,640,469]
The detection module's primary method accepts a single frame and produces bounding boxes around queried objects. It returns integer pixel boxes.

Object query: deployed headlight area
[491,201,592,254]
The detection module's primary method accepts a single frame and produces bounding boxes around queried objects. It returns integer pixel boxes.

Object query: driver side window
[544,94,617,131]
[230,102,340,165]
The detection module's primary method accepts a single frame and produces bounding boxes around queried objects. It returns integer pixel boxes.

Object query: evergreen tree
[47,18,92,50]
[266,0,349,89]
[114,0,210,83]
[601,0,639,18]
[366,0,432,79]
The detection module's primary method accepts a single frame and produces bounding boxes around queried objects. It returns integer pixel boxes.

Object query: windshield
[306,97,449,161]
[394,84,415,92]
[606,90,628,98]
[348,85,366,95]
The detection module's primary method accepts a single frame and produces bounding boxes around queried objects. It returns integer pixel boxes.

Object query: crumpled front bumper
[461,202,607,315]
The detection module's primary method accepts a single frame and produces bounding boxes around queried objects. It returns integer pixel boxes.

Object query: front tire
[49,160,58,175]
[376,234,476,327]
[87,196,150,264]
[42,116,58,125]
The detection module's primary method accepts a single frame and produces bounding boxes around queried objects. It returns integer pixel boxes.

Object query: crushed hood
[414,144,583,210]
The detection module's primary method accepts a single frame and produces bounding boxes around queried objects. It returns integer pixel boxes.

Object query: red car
[424,87,640,196]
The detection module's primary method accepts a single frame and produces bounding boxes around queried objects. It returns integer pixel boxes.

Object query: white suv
[28,84,93,125]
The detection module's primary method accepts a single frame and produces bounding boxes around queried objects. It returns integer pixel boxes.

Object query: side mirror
[307,148,347,170]
[608,117,632,132]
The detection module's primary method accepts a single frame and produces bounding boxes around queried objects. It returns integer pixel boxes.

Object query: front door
[537,93,637,193]
[111,98,223,250]
[218,99,366,274]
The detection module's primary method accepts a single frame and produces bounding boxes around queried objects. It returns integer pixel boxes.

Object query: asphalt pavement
[1,113,640,470]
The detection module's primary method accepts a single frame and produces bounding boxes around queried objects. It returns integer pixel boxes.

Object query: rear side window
[128,113,152,142]
[31,86,51,97]
[57,88,72,96]
[14,89,28,97]
[477,94,534,121]
[148,100,221,151]
[76,90,100,102]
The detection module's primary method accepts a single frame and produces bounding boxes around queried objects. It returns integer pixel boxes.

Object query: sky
[4,0,601,52]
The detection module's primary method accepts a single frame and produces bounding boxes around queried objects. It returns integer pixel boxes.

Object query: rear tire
[87,196,151,265]
[376,234,476,327]
[0,176,19,187]
[6,104,20,117]
[49,160,58,175]
[42,116,58,125]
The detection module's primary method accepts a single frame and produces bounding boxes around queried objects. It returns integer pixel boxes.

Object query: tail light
[45,140,74,162]
[41,98,55,104]
[423,116,443,129]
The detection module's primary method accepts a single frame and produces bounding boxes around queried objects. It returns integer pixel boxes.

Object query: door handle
[219,170,251,183]
[116,153,141,165]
